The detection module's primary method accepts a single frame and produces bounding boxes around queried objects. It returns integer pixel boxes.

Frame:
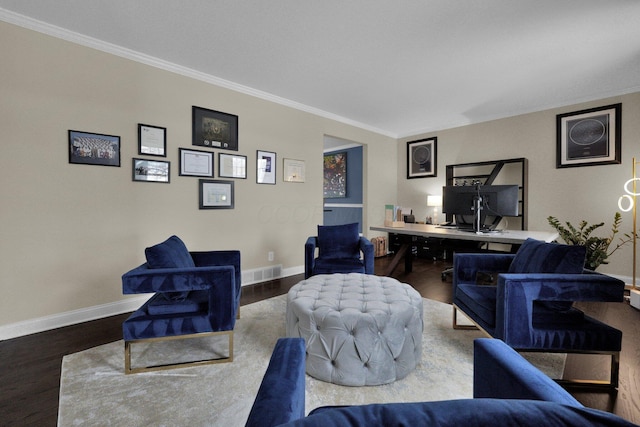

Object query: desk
[370,223,558,275]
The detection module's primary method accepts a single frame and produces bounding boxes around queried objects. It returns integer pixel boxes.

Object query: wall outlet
[268,251,274,262]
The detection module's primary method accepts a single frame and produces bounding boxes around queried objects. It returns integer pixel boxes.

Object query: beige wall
[397,92,640,280]
[2,19,638,337]
[0,21,397,333]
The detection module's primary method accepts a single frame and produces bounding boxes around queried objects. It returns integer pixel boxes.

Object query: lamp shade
[427,195,442,207]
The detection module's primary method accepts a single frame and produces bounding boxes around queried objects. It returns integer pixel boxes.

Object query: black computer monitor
[442,184,519,230]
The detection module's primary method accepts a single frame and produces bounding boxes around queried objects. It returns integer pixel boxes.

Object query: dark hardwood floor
[1,256,638,425]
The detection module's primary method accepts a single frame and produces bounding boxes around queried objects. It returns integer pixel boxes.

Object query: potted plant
[547,212,637,270]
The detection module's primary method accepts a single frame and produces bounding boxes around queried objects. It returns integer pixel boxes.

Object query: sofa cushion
[317,223,360,260]
[145,235,194,300]
[455,284,497,328]
[508,238,586,275]
[145,235,195,269]
[508,238,586,312]
[146,290,207,315]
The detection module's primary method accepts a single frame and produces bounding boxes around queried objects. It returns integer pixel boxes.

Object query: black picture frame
[323,151,347,198]
[407,137,437,178]
[199,179,234,209]
[256,150,276,184]
[179,148,213,177]
[218,153,247,179]
[68,130,120,167]
[556,103,621,168]
[138,124,167,157]
[192,106,238,151]
[132,158,170,183]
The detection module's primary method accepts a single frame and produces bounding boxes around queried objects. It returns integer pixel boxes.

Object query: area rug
[58,295,565,426]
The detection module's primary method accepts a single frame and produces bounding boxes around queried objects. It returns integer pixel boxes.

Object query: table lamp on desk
[427,195,442,225]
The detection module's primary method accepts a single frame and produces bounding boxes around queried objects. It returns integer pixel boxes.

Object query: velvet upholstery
[452,244,625,353]
[122,238,241,342]
[245,338,306,427]
[245,338,636,427]
[305,224,374,279]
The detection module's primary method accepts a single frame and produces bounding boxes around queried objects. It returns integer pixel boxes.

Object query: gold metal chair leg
[553,352,619,391]
[124,330,234,374]
[452,305,480,330]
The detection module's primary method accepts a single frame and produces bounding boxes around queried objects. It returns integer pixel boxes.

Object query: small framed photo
[192,106,238,151]
[556,103,621,168]
[132,158,170,183]
[257,150,276,184]
[179,148,213,177]
[199,179,234,209]
[284,158,305,183]
[219,153,247,179]
[68,130,120,167]
[407,137,437,178]
[138,124,166,157]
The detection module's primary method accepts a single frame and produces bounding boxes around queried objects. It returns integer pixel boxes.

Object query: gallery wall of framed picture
[67,105,311,210]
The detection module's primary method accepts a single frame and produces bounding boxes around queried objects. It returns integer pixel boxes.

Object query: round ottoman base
[286,273,423,386]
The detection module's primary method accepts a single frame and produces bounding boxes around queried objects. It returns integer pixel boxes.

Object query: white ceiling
[2,1,640,138]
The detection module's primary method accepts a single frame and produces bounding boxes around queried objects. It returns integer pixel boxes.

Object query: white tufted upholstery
[286,273,423,386]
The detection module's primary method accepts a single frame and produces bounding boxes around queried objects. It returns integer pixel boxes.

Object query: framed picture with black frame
[256,150,276,184]
[407,137,437,178]
[192,106,238,150]
[179,148,213,177]
[556,103,621,168]
[218,153,247,179]
[138,124,166,157]
[132,158,170,183]
[68,130,120,167]
[199,179,234,209]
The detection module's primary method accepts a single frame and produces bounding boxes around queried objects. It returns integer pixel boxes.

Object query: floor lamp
[619,157,639,309]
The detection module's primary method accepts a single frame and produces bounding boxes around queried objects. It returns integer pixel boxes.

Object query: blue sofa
[245,338,636,427]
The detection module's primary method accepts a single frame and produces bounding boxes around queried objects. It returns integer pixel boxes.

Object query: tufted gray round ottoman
[286,273,423,386]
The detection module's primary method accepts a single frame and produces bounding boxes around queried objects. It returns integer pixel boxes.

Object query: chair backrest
[316,223,360,260]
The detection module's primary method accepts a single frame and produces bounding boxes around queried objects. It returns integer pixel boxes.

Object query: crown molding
[0,8,397,139]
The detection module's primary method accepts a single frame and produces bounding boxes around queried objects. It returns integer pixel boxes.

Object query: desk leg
[383,243,413,276]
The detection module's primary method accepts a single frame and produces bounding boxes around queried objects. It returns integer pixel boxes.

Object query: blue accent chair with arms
[304,223,374,279]
[245,338,635,427]
[121,235,241,374]
[452,238,625,389]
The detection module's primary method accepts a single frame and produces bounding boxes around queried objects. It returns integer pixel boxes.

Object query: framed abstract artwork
[556,103,621,168]
[323,151,347,198]
[407,137,437,178]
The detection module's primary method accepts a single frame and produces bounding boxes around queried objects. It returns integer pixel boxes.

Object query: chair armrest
[305,237,318,279]
[495,272,625,344]
[122,264,236,294]
[453,253,515,294]
[358,237,375,274]
[191,250,241,290]
[245,338,306,427]
[473,338,583,407]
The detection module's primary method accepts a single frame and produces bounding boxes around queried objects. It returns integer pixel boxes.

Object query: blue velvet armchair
[121,235,241,374]
[304,223,374,279]
[245,338,634,427]
[452,238,625,388]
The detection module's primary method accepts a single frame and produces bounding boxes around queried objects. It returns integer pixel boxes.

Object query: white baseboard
[0,265,305,341]
[0,295,150,341]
